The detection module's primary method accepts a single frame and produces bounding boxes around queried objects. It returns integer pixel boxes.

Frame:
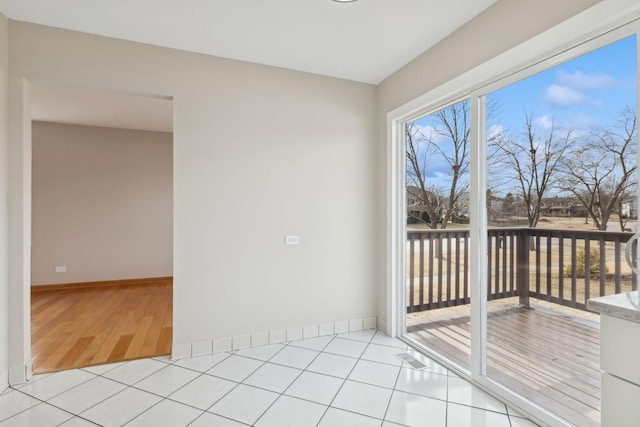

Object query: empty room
[1,0,640,426]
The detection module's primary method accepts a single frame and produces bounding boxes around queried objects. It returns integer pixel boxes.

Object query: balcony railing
[406,227,638,313]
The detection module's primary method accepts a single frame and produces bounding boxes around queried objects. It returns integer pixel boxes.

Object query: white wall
[0,11,8,388]
[375,0,602,333]
[7,21,378,377]
[31,122,173,285]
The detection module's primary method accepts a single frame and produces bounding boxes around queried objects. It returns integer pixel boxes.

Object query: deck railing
[406,228,637,313]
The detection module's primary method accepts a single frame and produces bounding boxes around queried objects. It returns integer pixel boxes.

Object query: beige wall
[375,0,602,330]
[7,20,378,376]
[0,11,8,386]
[31,122,173,285]
[3,0,620,383]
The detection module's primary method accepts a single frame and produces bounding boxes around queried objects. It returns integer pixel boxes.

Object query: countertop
[587,291,640,323]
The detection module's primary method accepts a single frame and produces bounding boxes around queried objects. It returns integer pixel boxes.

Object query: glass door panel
[484,35,637,427]
[405,99,472,371]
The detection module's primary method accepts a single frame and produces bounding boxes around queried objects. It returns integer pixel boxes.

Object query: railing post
[517,229,530,308]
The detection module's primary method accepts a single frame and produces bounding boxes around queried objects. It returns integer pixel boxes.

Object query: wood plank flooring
[407,300,601,427]
[31,278,172,374]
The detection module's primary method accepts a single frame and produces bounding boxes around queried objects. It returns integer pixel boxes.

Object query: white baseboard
[171,315,377,361]
[8,362,31,386]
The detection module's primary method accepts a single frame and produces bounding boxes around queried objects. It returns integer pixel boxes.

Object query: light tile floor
[0,329,539,426]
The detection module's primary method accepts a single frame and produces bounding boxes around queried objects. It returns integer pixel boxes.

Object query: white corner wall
[0,11,8,389]
[7,21,378,377]
[375,0,603,334]
[31,122,173,285]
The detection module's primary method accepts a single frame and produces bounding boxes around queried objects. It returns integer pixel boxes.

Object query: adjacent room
[30,84,174,373]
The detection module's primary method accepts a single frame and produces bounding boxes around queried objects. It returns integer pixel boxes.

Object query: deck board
[407,301,601,427]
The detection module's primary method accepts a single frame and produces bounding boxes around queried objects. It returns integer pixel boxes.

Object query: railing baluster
[446,233,452,306]
[464,233,469,304]
[494,234,500,301]
[419,234,424,311]
[546,233,552,302]
[455,232,461,305]
[615,236,621,294]
[487,234,493,300]
[600,236,606,297]
[633,239,638,292]
[428,236,434,309]
[409,235,415,312]
[535,233,541,297]
[437,236,443,308]
[558,233,564,304]
[571,234,577,308]
[584,238,591,305]
[510,233,515,295]
[502,231,507,297]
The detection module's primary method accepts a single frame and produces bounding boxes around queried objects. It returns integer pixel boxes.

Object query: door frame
[8,81,175,383]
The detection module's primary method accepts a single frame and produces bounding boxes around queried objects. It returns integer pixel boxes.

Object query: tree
[492,113,572,227]
[405,101,470,229]
[559,107,637,231]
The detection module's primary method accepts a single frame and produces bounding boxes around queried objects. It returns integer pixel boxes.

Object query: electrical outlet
[285,235,300,246]
[55,266,67,273]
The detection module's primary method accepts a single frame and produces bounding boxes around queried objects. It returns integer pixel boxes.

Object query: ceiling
[31,84,174,133]
[2,0,498,131]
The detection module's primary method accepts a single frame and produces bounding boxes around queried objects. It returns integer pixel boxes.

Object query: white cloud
[534,115,553,130]
[487,124,505,141]
[543,84,590,106]
[414,124,439,141]
[557,70,616,90]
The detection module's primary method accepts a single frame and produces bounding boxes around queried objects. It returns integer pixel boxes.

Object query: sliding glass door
[398,20,640,427]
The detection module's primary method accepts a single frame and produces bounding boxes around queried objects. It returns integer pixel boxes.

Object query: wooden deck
[407,299,600,427]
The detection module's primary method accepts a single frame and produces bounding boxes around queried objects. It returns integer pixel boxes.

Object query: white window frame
[387,2,640,425]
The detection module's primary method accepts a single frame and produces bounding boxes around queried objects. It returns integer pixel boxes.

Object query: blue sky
[490,34,637,138]
[410,34,637,192]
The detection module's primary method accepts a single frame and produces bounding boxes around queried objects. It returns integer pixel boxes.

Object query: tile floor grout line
[0,390,54,424]
[79,384,164,426]
[56,413,100,426]
[74,370,217,426]
[202,378,243,414]
[199,352,271,413]
[313,329,382,425]
[4,397,82,426]
[201,352,275,422]
[381,353,405,424]
[250,335,338,426]
[168,351,232,375]
[16,370,99,402]
[186,410,251,427]
[118,395,168,426]
[152,368,218,407]
[0,388,46,422]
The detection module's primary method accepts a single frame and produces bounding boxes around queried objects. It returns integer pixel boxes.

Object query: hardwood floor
[31,277,172,374]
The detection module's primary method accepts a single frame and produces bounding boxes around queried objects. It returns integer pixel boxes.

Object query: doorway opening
[30,84,174,373]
